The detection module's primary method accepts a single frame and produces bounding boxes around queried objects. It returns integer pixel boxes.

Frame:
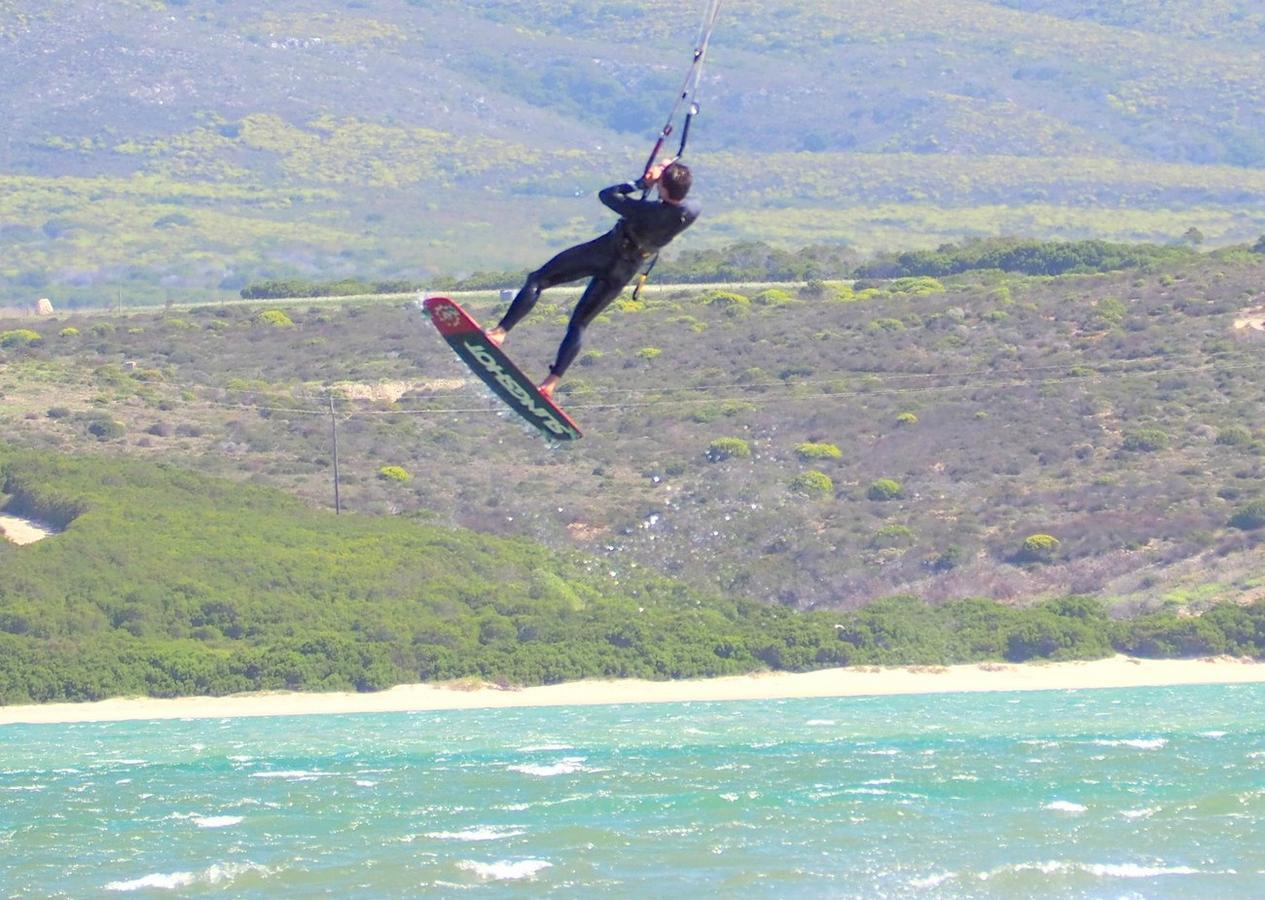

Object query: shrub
[1017,533,1061,563]
[1,329,41,348]
[59,327,79,338]
[798,279,828,299]
[888,276,945,295]
[707,437,751,462]
[1216,425,1253,446]
[931,545,967,571]
[85,416,125,441]
[865,317,906,334]
[1229,500,1265,531]
[752,288,796,306]
[702,290,749,307]
[895,412,918,426]
[795,442,842,461]
[378,465,411,483]
[1122,429,1170,452]
[637,347,662,360]
[867,478,904,501]
[256,309,295,328]
[791,471,834,497]
[871,524,915,549]
[46,407,71,419]
[1096,297,1127,326]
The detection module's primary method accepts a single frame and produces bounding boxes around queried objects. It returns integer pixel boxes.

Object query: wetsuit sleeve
[598,182,646,217]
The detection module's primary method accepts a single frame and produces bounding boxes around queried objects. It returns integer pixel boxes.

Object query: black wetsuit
[497,180,701,378]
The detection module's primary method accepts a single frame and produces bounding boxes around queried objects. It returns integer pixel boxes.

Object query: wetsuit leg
[496,236,611,333]
[549,262,640,378]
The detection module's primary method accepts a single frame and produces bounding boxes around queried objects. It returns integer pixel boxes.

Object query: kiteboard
[422,296,583,441]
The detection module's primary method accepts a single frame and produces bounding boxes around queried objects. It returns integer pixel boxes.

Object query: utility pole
[328,391,341,514]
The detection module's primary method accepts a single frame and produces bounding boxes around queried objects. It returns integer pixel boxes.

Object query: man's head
[658,161,692,202]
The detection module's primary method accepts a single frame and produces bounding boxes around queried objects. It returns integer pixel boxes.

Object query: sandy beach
[2,655,1262,726]
[0,512,57,546]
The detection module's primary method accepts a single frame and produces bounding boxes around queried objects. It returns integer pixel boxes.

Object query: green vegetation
[6,1,1265,306]
[6,449,1260,705]
[3,251,1265,623]
[1229,501,1265,531]
[255,309,295,328]
[795,442,843,461]
[4,450,1262,705]
[1216,426,1253,447]
[1018,534,1062,564]
[790,471,834,498]
[0,450,814,701]
[1122,429,1171,453]
[856,238,1199,279]
[867,479,904,501]
[707,438,751,462]
[1,330,41,348]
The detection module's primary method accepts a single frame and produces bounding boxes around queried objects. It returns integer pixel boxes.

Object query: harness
[614,221,657,262]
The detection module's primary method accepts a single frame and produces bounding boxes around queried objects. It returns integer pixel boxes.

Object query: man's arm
[598,181,648,217]
[598,161,664,216]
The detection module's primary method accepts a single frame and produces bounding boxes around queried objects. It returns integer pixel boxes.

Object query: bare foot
[485,326,507,348]
[538,373,560,399]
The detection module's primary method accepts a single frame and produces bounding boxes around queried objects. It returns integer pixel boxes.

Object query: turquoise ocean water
[2,683,1264,897]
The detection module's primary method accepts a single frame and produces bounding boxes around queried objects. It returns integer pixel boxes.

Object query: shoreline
[2,655,1263,726]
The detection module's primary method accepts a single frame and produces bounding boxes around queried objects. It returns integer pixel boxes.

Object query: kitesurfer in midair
[485,160,700,398]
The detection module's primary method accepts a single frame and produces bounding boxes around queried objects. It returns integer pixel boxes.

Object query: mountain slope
[2,248,1263,612]
[2,0,1265,305]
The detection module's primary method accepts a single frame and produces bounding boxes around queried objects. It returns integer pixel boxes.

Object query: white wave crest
[1044,800,1087,813]
[979,860,1198,881]
[910,872,957,889]
[515,744,573,752]
[506,757,587,777]
[106,872,196,892]
[1093,738,1168,750]
[458,859,551,881]
[194,815,243,829]
[105,862,270,892]
[248,770,325,781]
[1084,863,1199,878]
[427,828,526,842]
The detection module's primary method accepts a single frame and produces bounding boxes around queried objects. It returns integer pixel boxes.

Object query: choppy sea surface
[2,683,1264,898]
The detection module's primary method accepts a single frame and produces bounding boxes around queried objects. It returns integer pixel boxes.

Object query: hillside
[3,0,1265,306]
[2,248,1264,617]
[5,448,1265,705]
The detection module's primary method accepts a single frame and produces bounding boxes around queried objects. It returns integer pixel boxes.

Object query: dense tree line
[240,278,421,300]
[1,450,1261,705]
[853,237,1200,279]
